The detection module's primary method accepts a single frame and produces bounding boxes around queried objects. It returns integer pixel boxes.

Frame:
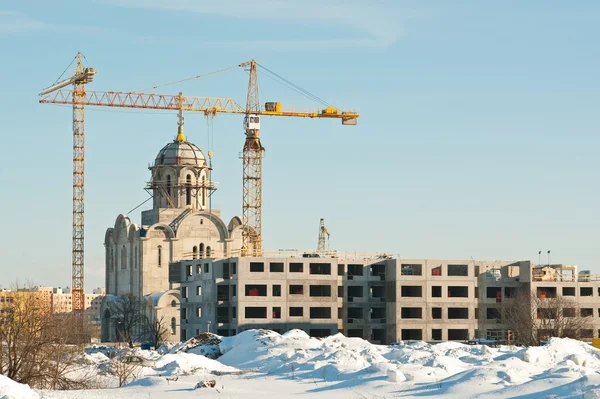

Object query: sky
[0,1,599,291]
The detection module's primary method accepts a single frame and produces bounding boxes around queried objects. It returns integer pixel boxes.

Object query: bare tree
[110,358,141,387]
[144,315,169,349]
[0,290,91,389]
[502,290,537,346]
[503,290,593,346]
[108,294,145,348]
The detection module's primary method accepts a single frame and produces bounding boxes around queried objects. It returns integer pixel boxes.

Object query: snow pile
[35,332,600,398]
[170,332,222,359]
[153,352,238,376]
[78,351,110,365]
[0,376,39,399]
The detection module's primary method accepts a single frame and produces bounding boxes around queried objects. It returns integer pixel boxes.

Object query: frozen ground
[3,330,600,398]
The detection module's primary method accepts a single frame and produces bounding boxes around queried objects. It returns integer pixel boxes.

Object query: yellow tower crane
[317,218,330,252]
[39,56,359,269]
[40,53,96,314]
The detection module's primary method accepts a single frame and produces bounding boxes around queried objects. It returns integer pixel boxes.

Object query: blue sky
[0,1,598,290]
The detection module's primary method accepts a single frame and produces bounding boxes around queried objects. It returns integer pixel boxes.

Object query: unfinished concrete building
[170,257,600,344]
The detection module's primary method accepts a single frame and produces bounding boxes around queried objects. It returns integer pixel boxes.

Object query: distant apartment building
[170,256,600,344]
[27,287,105,339]
[32,286,104,314]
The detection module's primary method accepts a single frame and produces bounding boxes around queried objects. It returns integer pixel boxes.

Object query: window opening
[272,285,281,296]
[448,264,468,276]
[245,285,267,296]
[250,262,264,272]
[186,174,192,205]
[448,286,468,298]
[270,262,284,272]
[289,285,304,295]
[289,307,303,317]
[245,307,267,318]
[401,286,422,297]
[272,307,281,319]
[121,246,127,270]
[309,285,331,297]
[290,263,303,272]
[401,329,422,340]
[448,308,469,319]
[309,307,331,319]
[401,307,422,319]
[348,264,363,276]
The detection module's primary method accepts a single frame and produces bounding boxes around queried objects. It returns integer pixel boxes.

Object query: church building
[101,125,244,342]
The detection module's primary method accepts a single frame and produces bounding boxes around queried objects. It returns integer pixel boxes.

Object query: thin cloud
[0,10,164,45]
[98,0,417,48]
[0,10,49,35]
[201,38,392,51]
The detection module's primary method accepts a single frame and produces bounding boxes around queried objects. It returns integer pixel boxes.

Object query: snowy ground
[3,330,600,398]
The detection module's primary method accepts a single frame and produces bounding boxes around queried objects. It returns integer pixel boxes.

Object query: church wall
[155,290,181,342]
[175,213,228,259]
[139,235,172,296]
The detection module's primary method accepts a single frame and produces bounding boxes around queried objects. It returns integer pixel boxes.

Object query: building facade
[170,256,600,344]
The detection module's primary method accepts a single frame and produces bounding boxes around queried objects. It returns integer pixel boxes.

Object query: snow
[153,352,238,376]
[0,376,39,399]
[4,331,600,398]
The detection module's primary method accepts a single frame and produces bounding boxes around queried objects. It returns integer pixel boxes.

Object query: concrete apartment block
[172,257,343,340]
[170,257,600,344]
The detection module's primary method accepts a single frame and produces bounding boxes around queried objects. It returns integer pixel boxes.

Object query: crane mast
[40,53,95,315]
[317,218,330,252]
[240,60,264,256]
[72,54,86,314]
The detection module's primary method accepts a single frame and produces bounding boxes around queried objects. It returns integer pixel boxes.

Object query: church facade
[101,126,244,343]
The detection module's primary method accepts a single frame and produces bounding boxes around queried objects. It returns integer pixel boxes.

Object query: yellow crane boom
[39,90,359,122]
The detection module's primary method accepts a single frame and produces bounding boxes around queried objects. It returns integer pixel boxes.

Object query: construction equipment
[317,218,330,252]
[40,56,358,262]
[39,53,96,314]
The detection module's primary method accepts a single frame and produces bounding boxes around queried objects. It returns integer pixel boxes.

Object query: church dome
[154,127,206,167]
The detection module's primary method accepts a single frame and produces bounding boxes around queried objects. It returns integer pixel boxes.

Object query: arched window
[199,243,205,258]
[192,246,198,259]
[109,248,114,271]
[202,176,206,207]
[166,175,171,198]
[206,246,212,258]
[171,300,177,307]
[171,317,176,335]
[121,245,127,270]
[186,174,192,206]
[158,245,162,267]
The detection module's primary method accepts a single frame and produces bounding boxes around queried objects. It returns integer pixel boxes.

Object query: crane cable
[131,64,240,93]
[257,63,337,110]
[51,54,78,86]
